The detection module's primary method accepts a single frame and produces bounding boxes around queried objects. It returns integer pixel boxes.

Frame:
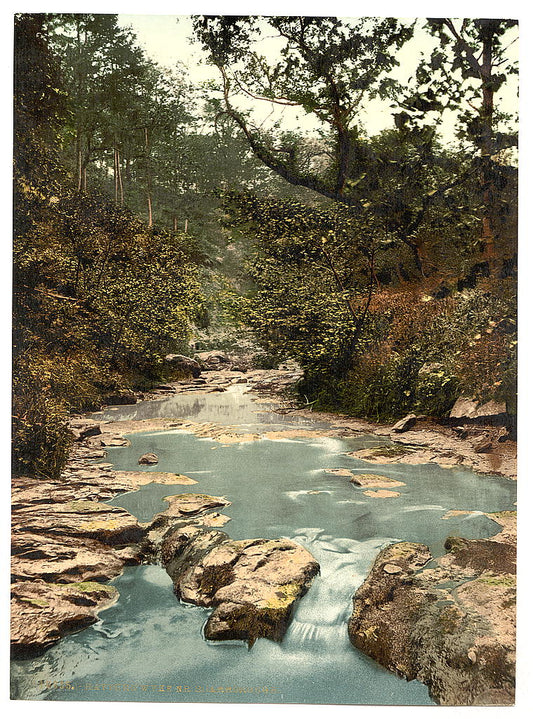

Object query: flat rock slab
[11,580,119,658]
[11,532,139,584]
[159,493,231,518]
[87,433,130,447]
[114,470,198,487]
[12,501,144,545]
[363,489,401,498]
[348,512,516,705]
[325,468,354,477]
[347,446,416,463]
[351,473,405,488]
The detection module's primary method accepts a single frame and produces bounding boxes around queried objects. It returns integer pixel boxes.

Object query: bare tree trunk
[113,146,119,203]
[145,127,153,227]
[117,149,124,205]
[76,131,83,192]
[479,26,496,270]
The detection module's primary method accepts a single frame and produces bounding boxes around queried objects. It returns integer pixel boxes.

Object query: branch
[442,19,484,79]
[217,64,362,208]
[232,72,300,107]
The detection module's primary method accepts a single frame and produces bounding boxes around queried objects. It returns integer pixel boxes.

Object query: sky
[115,13,519,147]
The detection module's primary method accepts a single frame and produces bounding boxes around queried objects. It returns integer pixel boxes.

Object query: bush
[12,358,73,478]
[414,363,460,417]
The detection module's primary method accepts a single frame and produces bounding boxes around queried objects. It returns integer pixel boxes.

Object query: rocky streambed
[12,440,319,657]
[11,366,517,705]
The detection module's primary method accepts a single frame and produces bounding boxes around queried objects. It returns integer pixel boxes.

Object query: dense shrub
[12,358,73,478]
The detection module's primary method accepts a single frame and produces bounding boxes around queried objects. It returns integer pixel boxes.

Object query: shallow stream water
[11,385,516,705]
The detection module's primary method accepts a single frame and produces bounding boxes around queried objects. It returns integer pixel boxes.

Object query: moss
[65,500,102,512]
[444,536,469,553]
[488,511,517,520]
[59,581,117,597]
[370,445,411,458]
[264,582,301,609]
[438,605,463,634]
[477,573,516,587]
[20,597,50,608]
[78,519,124,533]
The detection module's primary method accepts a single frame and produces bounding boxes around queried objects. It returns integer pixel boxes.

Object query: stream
[11,384,517,705]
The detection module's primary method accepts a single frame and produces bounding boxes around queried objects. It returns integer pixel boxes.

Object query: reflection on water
[92,384,323,428]
[11,385,516,705]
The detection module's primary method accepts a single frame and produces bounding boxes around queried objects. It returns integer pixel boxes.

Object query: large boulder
[449,397,507,425]
[348,512,516,705]
[194,351,231,371]
[159,529,320,645]
[69,418,102,441]
[164,354,202,378]
[391,413,417,433]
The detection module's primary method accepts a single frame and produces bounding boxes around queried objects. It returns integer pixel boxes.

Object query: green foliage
[13,16,204,478]
[12,358,73,478]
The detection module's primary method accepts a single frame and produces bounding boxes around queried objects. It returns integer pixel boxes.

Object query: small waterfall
[282,532,387,650]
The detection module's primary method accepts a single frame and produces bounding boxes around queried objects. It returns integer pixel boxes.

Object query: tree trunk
[76,131,83,192]
[479,24,496,271]
[145,127,153,227]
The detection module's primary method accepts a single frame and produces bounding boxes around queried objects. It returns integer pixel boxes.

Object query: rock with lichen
[11,580,119,658]
[159,529,320,645]
[348,513,516,705]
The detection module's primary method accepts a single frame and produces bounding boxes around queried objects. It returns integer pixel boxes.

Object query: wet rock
[391,414,417,433]
[138,452,158,465]
[348,513,516,705]
[194,351,231,371]
[347,445,414,463]
[11,580,119,658]
[12,501,145,546]
[442,535,516,575]
[69,418,102,441]
[350,473,405,488]
[88,432,129,448]
[103,390,137,406]
[11,532,139,584]
[363,489,401,498]
[152,383,176,393]
[114,470,198,488]
[158,493,230,518]
[164,354,202,378]
[473,436,493,453]
[160,531,320,645]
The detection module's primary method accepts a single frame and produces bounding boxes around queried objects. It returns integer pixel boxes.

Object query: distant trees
[13,14,203,477]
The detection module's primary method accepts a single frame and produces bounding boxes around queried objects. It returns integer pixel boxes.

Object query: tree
[193,16,507,273]
[425,19,518,271]
[194,16,413,204]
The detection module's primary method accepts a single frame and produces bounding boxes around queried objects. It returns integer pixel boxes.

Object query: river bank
[11,366,517,704]
[121,365,517,480]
